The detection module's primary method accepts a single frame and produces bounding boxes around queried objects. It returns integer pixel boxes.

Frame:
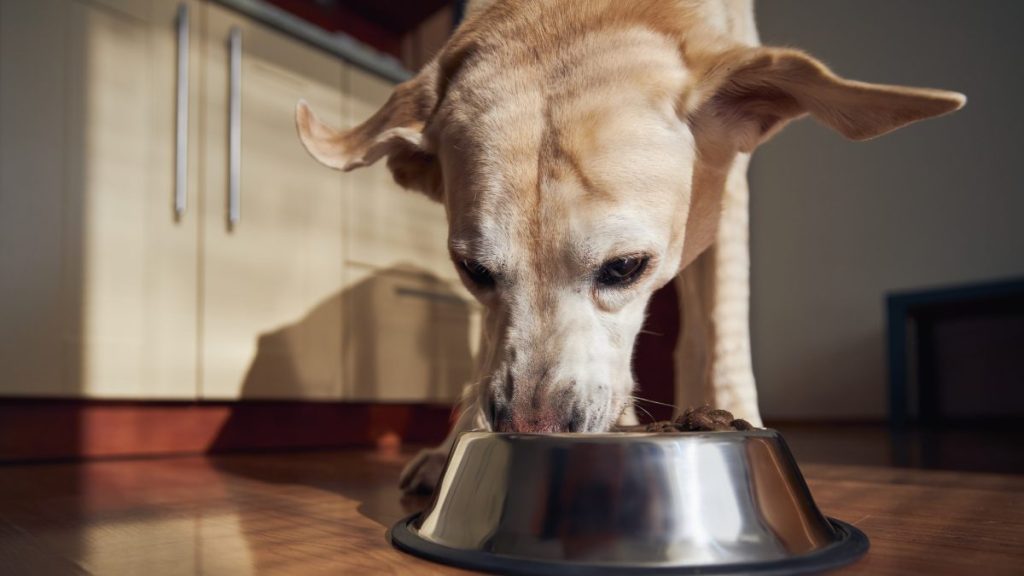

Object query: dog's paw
[399,448,448,494]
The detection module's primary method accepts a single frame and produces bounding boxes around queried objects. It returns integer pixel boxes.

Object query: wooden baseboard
[0,399,455,463]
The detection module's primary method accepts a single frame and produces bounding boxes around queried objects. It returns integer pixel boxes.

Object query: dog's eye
[597,255,649,287]
[460,259,495,288]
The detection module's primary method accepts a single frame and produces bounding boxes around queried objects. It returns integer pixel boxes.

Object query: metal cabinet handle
[228,27,242,227]
[174,3,189,218]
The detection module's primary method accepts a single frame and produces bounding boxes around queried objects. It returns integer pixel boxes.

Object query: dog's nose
[493,401,583,433]
[489,369,584,432]
[506,413,563,433]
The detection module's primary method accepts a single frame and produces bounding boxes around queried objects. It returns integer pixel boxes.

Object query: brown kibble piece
[672,406,700,429]
[615,405,757,433]
[686,411,717,431]
[676,405,730,431]
[731,419,754,431]
[707,409,734,425]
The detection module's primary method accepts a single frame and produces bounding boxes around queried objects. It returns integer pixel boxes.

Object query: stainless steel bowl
[391,430,868,575]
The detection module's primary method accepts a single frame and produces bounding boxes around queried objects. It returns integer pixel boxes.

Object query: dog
[295,0,964,493]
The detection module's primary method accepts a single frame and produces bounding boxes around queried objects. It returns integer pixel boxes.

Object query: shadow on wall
[211,264,476,451]
[205,266,475,565]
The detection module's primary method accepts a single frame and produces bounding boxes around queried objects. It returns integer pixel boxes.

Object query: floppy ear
[295,62,444,201]
[691,47,966,153]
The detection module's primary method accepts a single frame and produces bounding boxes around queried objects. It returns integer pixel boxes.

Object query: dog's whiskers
[630,401,657,424]
[629,395,677,410]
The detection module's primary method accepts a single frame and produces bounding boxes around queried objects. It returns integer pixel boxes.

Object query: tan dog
[296,0,963,493]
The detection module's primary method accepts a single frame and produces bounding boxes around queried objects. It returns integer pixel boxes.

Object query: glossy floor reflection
[0,446,1020,575]
[0,450,453,575]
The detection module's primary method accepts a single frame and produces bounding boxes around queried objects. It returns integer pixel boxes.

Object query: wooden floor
[0,447,1021,575]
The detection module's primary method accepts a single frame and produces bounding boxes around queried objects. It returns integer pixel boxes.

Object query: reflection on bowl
[391,430,868,575]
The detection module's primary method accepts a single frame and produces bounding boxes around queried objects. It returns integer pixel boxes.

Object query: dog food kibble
[615,405,755,433]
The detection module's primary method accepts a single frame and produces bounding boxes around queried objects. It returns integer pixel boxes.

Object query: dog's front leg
[675,153,763,426]
[399,393,486,494]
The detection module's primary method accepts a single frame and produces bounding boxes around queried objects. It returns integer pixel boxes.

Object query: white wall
[749,0,1024,419]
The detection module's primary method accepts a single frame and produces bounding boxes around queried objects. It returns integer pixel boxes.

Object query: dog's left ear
[691,46,966,153]
[295,61,443,201]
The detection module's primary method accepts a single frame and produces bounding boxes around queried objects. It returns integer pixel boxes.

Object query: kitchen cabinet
[346,68,457,283]
[199,2,345,400]
[0,0,475,403]
[1,0,69,397]
[1,0,201,398]
[343,267,476,402]
[343,68,479,402]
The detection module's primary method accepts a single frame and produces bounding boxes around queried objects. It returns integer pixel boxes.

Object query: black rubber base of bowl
[390,513,869,576]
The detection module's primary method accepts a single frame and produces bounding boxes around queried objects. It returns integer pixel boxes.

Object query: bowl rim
[455,428,782,440]
[390,512,869,576]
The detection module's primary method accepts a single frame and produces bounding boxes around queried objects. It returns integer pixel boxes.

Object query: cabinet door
[0,0,200,398]
[342,69,480,402]
[0,0,70,396]
[343,268,477,402]
[200,4,345,400]
[346,68,456,282]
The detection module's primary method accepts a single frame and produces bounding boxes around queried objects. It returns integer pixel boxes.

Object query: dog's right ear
[295,62,443,201]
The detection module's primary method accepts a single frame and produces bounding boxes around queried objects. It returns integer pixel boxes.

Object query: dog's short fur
[296,0,963,493]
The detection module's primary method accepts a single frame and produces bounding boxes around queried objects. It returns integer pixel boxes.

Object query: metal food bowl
[391,430,868,575]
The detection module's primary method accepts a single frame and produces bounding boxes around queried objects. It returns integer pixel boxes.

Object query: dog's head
[297,2,963,433]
